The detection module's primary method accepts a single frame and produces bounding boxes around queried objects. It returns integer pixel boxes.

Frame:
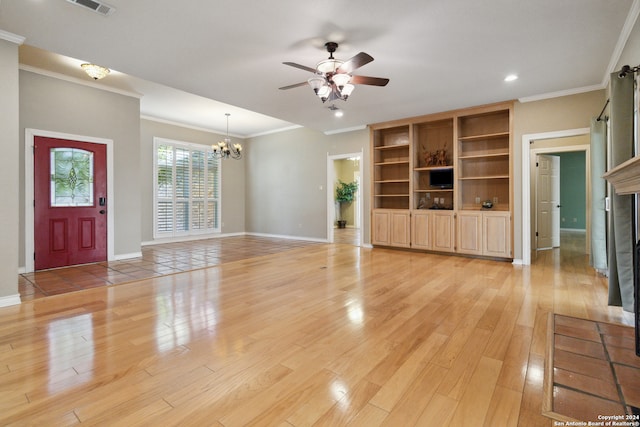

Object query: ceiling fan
[279,42,389,103]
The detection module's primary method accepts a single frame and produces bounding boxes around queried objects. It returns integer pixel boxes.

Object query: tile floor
[548,314,640,422]
[19,235,322,301]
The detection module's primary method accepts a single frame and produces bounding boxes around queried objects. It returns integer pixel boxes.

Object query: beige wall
[0,39,20,300]
[246,127,370,243]
[19,70,141,264]
[139,119,246,242]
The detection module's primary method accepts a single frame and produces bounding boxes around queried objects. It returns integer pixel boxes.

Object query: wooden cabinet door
[457,211,483,255]
[483,212,511,258]
[411,210,431,250]
[372,210,391,246]
[390,211,411,248]
[432,211,455,253]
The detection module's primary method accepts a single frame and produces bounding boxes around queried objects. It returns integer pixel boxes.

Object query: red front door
[34,137,107,270]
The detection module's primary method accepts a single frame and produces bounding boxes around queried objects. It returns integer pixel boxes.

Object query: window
[50,147,94,207]
[154,138,220,238]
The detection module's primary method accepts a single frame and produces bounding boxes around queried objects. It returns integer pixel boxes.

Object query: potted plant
[335,179,358,228]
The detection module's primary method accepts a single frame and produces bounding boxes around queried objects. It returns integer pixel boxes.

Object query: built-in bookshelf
[369,102,513,259]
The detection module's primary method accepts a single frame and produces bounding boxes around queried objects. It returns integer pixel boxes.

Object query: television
[429,169,453,189]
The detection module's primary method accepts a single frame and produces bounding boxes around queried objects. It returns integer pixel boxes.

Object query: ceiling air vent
[66,0,115,16]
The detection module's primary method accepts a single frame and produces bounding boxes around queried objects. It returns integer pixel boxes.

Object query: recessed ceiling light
[504,74,518,82]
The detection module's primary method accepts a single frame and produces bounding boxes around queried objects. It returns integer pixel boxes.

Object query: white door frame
[521,128,590,265]
[25,128,115,273]
[327,151,363,245]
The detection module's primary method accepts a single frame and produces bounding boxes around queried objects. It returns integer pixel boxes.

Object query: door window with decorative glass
[154,138,220,237]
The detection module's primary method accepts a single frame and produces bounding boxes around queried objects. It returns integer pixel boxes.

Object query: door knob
[99,210,106,214]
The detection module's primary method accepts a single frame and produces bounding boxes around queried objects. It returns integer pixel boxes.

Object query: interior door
[550,155,561,247]
[34,137,107,270]
[536,154,560,249]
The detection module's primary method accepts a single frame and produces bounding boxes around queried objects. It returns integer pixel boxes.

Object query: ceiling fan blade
[337,52,373,74]
[350,75,390,86]
[279,81,309,90]
[283,62,317,73]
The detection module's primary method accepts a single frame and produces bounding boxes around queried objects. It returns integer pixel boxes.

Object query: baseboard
[141,232,246,246]
[0,294,21,308]
[246,232,328,243]
[113,252,143,261]
[512,258,524,265]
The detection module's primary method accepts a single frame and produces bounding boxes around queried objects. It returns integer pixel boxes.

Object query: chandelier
[212,113,242,160]
[81,63,110,80]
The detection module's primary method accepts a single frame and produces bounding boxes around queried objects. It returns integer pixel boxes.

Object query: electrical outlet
[426,193,431,199]
[475,196,480,204]
[493,196,498,204]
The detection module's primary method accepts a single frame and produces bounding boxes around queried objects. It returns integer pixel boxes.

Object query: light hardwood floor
[0,231,631,426]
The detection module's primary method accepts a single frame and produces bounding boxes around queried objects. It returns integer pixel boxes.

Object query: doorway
[25,129,114,273]
[527,134,590,263]
[327,152,363,246]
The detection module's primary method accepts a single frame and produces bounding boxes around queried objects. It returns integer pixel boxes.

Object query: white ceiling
[1,0,637,137]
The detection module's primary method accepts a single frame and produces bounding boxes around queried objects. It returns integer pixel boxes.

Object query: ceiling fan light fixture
[340,83,355,99]
[308,76,325,94]
[317,84,331,99]
[332,73,351,88]
[280,42,389,105]
[81,63,110,80]
[316,59,343,75]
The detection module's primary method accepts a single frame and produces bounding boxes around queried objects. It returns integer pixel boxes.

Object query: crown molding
[518,84,604,103]
[141,114,246,138]
[601,0,640,88]
[323,124,367,135]
[247,125,303,138]
[0,29,25,45]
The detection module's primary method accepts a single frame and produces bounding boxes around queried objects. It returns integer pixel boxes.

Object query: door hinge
[535,232,538,237]
[33,252,35,261]
[536,162,539,167]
